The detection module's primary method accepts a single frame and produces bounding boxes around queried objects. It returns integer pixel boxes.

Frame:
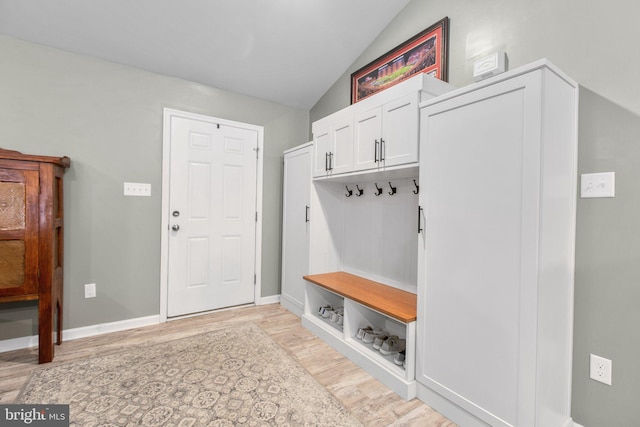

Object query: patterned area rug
[16,323,362,426]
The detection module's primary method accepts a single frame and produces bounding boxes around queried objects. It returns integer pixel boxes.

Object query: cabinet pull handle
[418,205,424,234]
[325,152,329,171]
[329,152,334,171]
[374,139,379,163]
[305,205,310,222]
[380,138,385,161]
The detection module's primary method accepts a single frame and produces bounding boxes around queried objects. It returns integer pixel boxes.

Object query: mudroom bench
[302,271,417,400]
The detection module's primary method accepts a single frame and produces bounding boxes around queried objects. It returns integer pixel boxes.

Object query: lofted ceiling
[0,0,411,109]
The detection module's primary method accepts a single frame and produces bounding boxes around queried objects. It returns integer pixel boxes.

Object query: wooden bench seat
[303,272,417,323]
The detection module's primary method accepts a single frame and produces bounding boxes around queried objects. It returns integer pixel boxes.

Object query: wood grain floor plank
[0,304,456,426]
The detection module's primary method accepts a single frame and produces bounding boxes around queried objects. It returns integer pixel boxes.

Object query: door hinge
[255,211,258,222]
[254,146,259,159]
[254,274,257,285]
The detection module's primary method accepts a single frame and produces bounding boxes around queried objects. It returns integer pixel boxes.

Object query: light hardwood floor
[0,303,456,426]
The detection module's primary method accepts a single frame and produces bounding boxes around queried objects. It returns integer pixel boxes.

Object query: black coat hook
[388,182,397,196]
[355,185,364,196]
[345,185,353,197]
[374,183,383,196]
[413,179,419,194]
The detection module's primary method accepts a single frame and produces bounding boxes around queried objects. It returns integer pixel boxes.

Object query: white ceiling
[0,0,411,109]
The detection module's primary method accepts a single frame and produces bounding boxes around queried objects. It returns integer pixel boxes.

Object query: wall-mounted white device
[473,51,507,81]
[124,182,151,197]
[581,172,615,198]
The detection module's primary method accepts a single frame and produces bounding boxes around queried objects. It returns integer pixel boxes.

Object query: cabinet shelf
[346,336,406,374]
[312,164,418,184]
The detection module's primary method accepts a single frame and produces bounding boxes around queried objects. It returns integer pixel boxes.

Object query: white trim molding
[0,315,160,354]
[258,294,280,305]
[160,108,264,322]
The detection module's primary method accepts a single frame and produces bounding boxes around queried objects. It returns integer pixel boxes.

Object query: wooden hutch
[0,148,70,363]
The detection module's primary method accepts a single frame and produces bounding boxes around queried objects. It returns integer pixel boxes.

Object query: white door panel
[167,116,258,317]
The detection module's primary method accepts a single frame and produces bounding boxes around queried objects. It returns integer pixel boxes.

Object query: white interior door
[167,115,258,317]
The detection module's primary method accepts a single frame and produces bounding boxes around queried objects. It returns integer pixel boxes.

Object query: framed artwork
[350,17,449,104]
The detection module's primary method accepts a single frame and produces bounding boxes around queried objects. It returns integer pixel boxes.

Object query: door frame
[159,108,264,322]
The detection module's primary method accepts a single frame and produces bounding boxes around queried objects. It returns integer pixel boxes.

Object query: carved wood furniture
[0,148,70,363]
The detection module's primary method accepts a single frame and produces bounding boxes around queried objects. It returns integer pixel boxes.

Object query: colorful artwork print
[351,18,448,103]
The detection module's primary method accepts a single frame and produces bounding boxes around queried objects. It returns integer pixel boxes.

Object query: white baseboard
[63,315,160,341]
[0,335,39,354]
[258,294,280,305]
[279,296,303,318]
[572,422,584,427]
[1,298,280,355]
[0,315,160,354]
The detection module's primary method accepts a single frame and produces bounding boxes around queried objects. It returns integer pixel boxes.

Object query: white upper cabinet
[355,92,420,172]
[312,119,331,177]
[353,106,382,171]
[381,92,419,168]
[330,111,355,175]
[313,74,454,180]
[312,109,354,177]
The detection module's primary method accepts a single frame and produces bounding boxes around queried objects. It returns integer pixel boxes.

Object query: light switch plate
[84,283,96,298]
[581,172,615,198]
[124,182,151,197]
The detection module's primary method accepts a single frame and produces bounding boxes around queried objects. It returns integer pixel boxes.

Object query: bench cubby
[302,271,416,400]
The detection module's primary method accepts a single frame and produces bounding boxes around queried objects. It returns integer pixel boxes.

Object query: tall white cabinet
[416,60,578,427]
[281,60,577,426]
[281,142,312,316]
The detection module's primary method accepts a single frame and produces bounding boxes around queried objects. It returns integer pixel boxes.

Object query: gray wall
[310,1,640,425]
[0,36,308,338]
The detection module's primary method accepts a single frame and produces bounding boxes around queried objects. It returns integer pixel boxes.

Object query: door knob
[172,224,180,231]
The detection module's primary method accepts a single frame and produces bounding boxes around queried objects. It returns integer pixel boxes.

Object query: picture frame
[350,17,449,104]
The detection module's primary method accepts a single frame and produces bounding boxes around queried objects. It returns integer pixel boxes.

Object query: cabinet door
[312,119,331,177]
[417,72,542,427]
[330,114,354,175]
[382,93,419,167]
[282,145,312,315]
[354,106,382,171]
[0,167,40,299]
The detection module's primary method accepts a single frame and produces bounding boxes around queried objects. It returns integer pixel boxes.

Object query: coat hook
[413,179,419,195]
[345,185,353,197]
[388,182,397,196]
[374,183,383,196]
[355,185,364,197]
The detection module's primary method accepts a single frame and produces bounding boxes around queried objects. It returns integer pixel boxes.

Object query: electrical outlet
[590,354,612,385]
[84,283,96,299]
